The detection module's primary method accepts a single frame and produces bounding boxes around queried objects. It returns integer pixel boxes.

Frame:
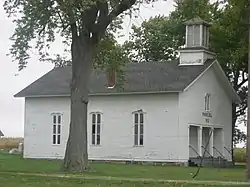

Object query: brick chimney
[107,69,116,89]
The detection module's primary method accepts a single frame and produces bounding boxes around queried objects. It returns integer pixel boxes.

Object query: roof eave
[14,90,182,98]
[14,92,25,98]
[13,68,55,98]
[184,17,211,26]
[213,60,241,104]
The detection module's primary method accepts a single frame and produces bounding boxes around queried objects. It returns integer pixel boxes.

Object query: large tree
[125,0,248,155]
[124,0,215,62]
[4,0,157,172]
[210,0,249,148]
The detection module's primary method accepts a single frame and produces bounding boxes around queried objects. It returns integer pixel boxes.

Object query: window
[193,25,200,46]
[187,25,201,47]
[187,25,194,46]
[134,112,144,146]
[203,26,207,47]
[91,112,102,145]
[52,114,62,145]
[205,93,211,111]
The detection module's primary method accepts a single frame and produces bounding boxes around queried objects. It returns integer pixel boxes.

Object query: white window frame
[202,25,207,47]
[91,112,102,146]
[133,110,145,146]
[205,93,211,111]
[187,24,205,47]
[193,25,200,46]
[52,113,62,145]
[187,25,194,47]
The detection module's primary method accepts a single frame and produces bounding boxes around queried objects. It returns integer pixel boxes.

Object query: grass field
[0,137,23,149]
[0,173,249,187]
[0,151,250,186]
[234,148,246,163]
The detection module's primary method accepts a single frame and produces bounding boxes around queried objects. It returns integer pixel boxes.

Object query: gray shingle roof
[0,130,4,137]
[184,17,211,26]
[14,60,215,97]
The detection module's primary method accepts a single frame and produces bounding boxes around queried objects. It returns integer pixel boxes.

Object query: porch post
[187,125,190,158]
[209,127,214,157]
[221,128,225,157]
[198,126,203,156]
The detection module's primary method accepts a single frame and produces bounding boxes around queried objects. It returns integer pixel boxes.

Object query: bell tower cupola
[179,17,215,66]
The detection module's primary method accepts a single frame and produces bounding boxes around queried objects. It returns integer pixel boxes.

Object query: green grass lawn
[0,151,249,186]
[1,173,250,187]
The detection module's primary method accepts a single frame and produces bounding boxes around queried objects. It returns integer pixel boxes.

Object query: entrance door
[213,128,223,157]
[189,126,199,157]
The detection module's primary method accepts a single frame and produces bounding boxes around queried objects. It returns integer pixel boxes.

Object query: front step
[188,156,233,168]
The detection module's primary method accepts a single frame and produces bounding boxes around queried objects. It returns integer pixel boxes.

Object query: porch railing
[224,146,232,155]
[201,145,213,158]
[189,145,200,157]
[213,146,224,158]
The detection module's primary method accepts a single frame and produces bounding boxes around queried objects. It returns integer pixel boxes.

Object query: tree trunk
[246,6,250,180]
[231,103,237,165]
[62,36,94,172]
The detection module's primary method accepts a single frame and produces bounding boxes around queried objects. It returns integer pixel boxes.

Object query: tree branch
[238,72,248,88]
[81,5,98,34]
[91,0,109,44]
[57,11,68,31]
[236,105,247,117]
[97,1,109,25]
[103,0,136,32]
[242,71,246,81]
[55,0,78,38]
[38,24,47,36]
[232,71,239,89]
[91,0,136,45]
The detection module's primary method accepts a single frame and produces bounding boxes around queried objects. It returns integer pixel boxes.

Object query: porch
[188,125,232,167]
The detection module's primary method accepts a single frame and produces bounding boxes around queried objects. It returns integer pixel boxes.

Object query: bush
[234,148,246,163]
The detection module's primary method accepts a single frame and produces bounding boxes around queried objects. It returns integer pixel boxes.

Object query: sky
[0,0,175,137]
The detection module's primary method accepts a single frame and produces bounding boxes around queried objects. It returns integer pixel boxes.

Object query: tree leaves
[125,0,213,62]
[210,0,249,145]
[125,0,248,145]
[4,0,61,70]
[124,16,180,62]
[4,0,158,71]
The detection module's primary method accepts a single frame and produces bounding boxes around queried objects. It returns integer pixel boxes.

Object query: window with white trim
[205,93,211,111]
[52,114,62,145]
[187,25,201,47]
[134,112,144,146]
[91,113,102,145]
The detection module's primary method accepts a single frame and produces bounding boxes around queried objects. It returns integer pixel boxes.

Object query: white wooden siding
[179,65,232,161]
[23,64,233,163]
[24,93,181,162]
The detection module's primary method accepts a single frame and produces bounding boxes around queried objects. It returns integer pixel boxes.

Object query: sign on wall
[202,111,212,124]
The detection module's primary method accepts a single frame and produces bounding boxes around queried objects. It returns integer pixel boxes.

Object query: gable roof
[183,60,241,104]
[213,60,241,104]
[0,130,4,137]
[14,60,215,98]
